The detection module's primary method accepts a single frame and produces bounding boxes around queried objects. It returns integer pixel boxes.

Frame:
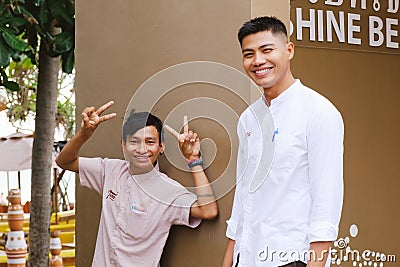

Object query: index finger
[96,101,114,116]
[183,115,189,133]
[164,125,180,139]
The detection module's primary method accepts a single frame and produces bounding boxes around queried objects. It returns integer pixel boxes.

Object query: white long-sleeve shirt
[226,80,344,267]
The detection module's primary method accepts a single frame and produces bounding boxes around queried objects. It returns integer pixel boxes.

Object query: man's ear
[121,139,126,152]
[287,41,295,60]
[159,141,165,154]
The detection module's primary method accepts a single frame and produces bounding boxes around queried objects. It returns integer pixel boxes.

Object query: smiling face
[122,126,164,174]
[241,30,295,100]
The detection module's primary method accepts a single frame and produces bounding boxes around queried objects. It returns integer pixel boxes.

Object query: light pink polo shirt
[79,157,201,267]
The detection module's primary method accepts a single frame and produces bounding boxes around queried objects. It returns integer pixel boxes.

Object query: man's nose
[252,52,266,66]
[136,142,147,153]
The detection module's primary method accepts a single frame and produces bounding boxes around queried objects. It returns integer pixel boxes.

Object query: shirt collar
[269,79,301,107]
[128,162,162,182]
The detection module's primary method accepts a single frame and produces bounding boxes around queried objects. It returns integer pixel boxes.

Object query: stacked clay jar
[6,189,27,267]
[50,230,63,267]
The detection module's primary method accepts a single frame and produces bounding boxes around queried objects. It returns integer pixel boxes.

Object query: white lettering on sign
[369,16,399,48]
[309,0,398,13]
[292,5,399,51]
[387,0,399,13]
[348,13,362,45]
[369,16,385,46]
[327,11,345,42]
[296,8,316,41]
[386,18,399,48]
[350,0,367,9]
[373,0,381,11]
[318,9,324,41]
[295,8,363,44]
[325,0,344,6]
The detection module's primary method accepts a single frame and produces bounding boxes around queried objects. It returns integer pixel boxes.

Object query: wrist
[187,155,200,161]
[187,157,203,169]
[76,130,92,141]
[185,150,201,161]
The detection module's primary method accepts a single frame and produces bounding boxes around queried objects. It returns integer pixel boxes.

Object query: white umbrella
[0,133,34,172]
[0,133,34,190]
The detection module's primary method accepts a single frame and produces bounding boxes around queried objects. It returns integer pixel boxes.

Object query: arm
[222,238,235,267]
[221,117,247,267]
[189,164,218,220]
[55,101,116,173]
[164,116,218,220]
[307,105,344,257]
[307,241,332,267]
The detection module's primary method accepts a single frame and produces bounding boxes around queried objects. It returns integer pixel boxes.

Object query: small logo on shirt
[106,190,118,201]
[131,200,136,211]
[272,128,279,142]
[246,131,252,137]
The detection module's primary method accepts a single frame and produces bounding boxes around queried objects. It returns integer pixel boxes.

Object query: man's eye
[243,53,253,58]
[147,141,155,145]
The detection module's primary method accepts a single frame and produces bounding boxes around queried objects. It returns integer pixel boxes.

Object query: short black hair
[122,111,164,143]
[238,16,288,46]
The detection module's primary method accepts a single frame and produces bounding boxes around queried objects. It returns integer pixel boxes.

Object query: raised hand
[80,101,117,137]
[164,116,201,160]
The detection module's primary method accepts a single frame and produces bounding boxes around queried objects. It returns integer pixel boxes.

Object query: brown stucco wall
[75,1,289,266]
[76,1,399,266]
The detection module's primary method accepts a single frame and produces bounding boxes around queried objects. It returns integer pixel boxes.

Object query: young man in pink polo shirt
[56,101,218,266]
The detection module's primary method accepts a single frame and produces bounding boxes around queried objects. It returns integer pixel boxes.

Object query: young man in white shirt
[222,16,344,267]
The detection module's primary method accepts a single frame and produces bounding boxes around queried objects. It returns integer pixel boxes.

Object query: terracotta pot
[8,204,23,213]
[50,234,62,256]
[6,231,27,267]
[7,212,24,231]
[6,256,26,267]
[0,205,8,213]
[6,231,27,253]
[7,190,21,205]
[50,230,63,267]
[50,255,63,267]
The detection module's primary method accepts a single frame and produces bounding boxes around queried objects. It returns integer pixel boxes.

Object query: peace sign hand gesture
[164,116,201,160]
[80,101,117,138]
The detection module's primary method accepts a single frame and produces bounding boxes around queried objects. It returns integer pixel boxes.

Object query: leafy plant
[0,0,75,136]
[0,0,75,75]
[0,56,75,138]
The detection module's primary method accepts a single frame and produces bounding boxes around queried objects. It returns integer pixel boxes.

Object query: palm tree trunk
[29,26,60,267]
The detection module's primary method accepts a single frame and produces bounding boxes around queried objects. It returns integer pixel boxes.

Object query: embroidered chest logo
[246,131,252,137]
[106,190,118,201]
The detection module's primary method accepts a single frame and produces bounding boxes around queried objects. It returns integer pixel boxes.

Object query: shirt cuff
[225,218,237,240]
[308,221,339,243]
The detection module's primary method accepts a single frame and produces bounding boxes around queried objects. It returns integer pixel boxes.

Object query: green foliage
[1,56,37,129]
[57,94,75,139]
[0,0,75,79]
[0,55,75,138]
[2,31,29,51]
[0,0,75,135]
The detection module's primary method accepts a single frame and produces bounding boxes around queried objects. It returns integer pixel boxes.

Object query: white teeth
[255,68,270,75]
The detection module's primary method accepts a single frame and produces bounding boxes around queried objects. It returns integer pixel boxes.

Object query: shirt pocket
[120,201,152,239]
